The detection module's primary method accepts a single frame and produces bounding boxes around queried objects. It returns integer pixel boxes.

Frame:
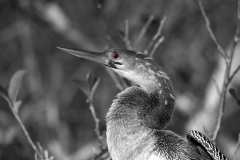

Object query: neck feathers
[106,85,175,160]
[106,59,175,160]
[106,84,175,130]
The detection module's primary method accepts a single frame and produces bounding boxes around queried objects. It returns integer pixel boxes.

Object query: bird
[58,47,228,160]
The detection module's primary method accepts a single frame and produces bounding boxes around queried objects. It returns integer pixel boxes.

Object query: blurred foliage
[0,0,240,160]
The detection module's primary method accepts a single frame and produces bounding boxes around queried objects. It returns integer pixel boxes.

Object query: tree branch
[145,14,167,56]
[4,98,42,157]
[89,102,103,142]
[197,0,228,61]
[198,0,240,142]
[123,20,132,50]
[149,36,164,57]
[229,65,240,83]
[135,15,154,49]
[105,68,126,91]
[199,0,240,142]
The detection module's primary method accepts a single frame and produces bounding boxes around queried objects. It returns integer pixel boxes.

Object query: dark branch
[123,20,132,50]
[145,14,167,56]
[135,15,154,49]
[229,65,240,83]
[149,36,164,57]
[198,0,228,61]
[89,102,103,141]
[207,0,240,142]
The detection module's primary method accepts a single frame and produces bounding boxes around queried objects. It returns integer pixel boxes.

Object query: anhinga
[58,47,228,160]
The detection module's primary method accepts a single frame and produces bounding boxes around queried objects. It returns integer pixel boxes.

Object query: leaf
[0,85,8,97]
[86,71,98,90]
[72,72,100,101]
[89,77,100,101]
[229,88,239,101]
[72,79,90,96]
[13,101,22,114]
[8,70,27,103]
[0,84,11,108]
[86,71,100,101]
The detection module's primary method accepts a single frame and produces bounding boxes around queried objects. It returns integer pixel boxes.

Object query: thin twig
[228,0,240,83]
[229,65,240,83]
[209,0,240,142]
[105,68,126,91]
[5,98,42,157]
[145,14,167,55]
[123,20,132,50]
[212,48,233,142]
[212,76,221,96]
[94,0,117,47]
[149,36,165,57]
[135,15,154,49]
[89,102,103,141]
[235,0,240,43]
[233,134,240,160]
[198,0,228,61]
[13,112,41,156]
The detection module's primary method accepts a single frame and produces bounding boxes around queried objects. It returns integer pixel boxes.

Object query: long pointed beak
[57,47,118,69]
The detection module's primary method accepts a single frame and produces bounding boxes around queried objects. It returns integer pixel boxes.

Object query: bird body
[58,47,228,160]
[106,86,205,160]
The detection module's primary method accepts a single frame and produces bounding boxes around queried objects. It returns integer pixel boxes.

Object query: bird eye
[112,52,119,59]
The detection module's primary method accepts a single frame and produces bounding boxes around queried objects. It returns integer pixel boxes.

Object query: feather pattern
[106,87,209,160]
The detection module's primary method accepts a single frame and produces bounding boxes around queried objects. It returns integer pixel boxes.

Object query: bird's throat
[113,62,172,94]
[106,85,175,160]
[107,62,175,160]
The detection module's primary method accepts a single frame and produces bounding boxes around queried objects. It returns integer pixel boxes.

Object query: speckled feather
[106,86,209,160]
[187,130,228,160]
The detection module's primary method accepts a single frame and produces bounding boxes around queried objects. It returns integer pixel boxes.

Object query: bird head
[57,47,137,70]
[58,47,170,93]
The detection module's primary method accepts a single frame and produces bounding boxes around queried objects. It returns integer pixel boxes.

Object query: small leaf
[229,88,239,101]
[72,79,90,96]
[0,84,11,108]
[13,101,22,114]
[89,77,100,101]
[86,71,98,90]
[8,70,27,103]
[0,85,8,97]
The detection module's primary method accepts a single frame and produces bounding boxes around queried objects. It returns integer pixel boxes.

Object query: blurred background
[0,0,240,159]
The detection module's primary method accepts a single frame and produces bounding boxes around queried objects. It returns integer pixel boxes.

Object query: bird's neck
[113,61,172,94]
[106,81,175,160]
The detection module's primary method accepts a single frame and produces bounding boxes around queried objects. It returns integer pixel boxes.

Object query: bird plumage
[106,86,207,160]
[58,47,227,160]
